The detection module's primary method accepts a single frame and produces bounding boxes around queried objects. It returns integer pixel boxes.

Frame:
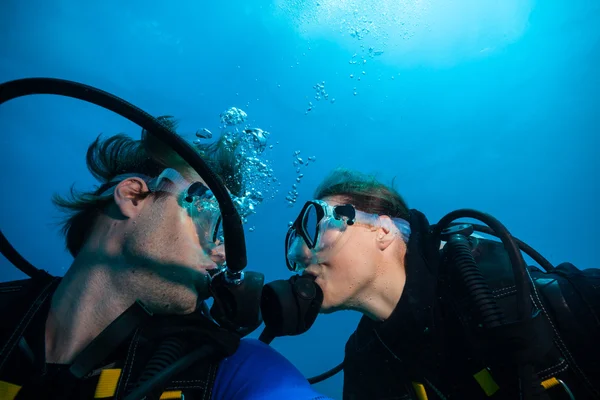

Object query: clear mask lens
[184,191,224,251]
[286,202,349,271]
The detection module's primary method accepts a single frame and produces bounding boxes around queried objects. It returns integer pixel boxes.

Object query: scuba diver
[283,167,600,399]
[0,77,333,400]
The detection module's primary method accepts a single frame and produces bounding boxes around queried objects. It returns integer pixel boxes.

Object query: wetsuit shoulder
[212,338,332,400]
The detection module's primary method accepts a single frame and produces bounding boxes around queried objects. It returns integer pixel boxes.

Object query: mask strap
[97,169,192,197]
[354,210,412,243]
[392,218,412,243]
[97,173,152,197]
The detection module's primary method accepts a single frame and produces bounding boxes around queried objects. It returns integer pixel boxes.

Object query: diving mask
[101,168,225,261]
[285,200,411,272]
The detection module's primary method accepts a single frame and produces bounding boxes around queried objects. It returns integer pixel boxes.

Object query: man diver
[0,117,332,400]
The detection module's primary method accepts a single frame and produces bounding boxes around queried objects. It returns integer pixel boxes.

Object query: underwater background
[1,0,598,398]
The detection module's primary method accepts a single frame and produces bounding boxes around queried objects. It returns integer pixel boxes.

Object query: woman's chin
[320,299,346,315]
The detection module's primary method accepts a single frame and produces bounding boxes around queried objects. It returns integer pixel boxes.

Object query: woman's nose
[210,244,226,265]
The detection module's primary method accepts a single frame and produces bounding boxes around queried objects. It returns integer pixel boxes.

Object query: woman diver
[285,168,600,400]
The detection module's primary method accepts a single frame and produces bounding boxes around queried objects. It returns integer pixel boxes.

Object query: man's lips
[302,269,318,278]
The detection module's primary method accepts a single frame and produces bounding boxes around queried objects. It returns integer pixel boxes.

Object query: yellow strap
[94,368,122,398]
[412,382,429,400]
[473,368,500,396]
[541,377,560,390]
[0,381,22,400]
[1,371,182,400]
[160,390,183,399]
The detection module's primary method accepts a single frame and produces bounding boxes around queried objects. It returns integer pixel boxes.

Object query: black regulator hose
[127,337,186,399]
[258,327,276,344]
[308,362,344,385]
[444,232,505,329]
[0,229,49,279]
[0,77,247,274]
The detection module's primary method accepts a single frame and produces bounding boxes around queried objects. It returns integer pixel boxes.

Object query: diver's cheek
[318,228,344,249]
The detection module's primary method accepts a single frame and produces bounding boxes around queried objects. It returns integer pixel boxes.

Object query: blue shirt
[213,339,333,400]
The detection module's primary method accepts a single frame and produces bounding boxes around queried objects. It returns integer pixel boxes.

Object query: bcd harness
[0,272,241,400]
[405,235,600,399]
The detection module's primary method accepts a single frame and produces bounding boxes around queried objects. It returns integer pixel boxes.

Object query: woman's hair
[314,167,410,220]
[52,116,244,257]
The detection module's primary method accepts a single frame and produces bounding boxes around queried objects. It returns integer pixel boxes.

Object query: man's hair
[53,116,243,257]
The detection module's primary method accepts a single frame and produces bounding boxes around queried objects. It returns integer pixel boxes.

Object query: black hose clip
[439,223,474,242]
[209,270,265,336]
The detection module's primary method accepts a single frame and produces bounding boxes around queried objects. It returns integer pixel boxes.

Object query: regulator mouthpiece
[260,274,323,338]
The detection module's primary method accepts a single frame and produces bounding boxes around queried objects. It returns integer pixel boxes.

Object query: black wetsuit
[0,275,238,399]
[342,210,600,400]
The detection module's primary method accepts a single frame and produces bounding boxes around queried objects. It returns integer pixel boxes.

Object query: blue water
[1,1,598,398]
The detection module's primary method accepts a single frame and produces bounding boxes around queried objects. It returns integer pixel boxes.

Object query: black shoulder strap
[0,275,59,374]
[530,264,600,398]
[550,262,600,328]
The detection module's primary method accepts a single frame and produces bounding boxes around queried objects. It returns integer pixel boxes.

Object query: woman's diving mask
[285,199,412,272]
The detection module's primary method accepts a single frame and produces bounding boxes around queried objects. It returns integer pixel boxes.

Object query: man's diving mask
[285,200,412,272]
[100,168,225,262]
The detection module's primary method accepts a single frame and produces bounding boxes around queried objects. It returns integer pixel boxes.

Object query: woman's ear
[375,216,395,251]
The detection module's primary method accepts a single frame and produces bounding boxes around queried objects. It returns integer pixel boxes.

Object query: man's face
[112,174,224,314]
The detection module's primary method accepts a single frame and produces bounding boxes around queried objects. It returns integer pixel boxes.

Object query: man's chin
[192,271,211,300]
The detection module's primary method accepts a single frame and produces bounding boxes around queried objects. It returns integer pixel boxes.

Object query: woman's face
[302,196,384,313]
